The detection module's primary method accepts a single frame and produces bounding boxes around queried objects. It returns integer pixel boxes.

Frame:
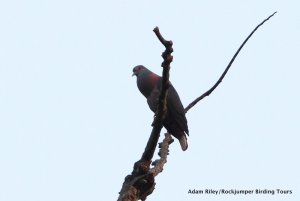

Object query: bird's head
[132,65,148,77]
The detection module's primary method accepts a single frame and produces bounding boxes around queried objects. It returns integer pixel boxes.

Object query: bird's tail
[179,135,188,151]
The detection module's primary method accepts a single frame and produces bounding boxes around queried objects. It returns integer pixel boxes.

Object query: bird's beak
[132,72,136,77]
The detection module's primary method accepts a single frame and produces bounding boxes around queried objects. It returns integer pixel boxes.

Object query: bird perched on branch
[132,65,189,151]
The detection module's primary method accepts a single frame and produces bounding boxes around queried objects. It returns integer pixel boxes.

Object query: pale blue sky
[0,1,299,201]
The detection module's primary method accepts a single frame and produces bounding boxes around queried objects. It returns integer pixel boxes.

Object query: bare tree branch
[118,27,173,201]
[140,27,173,162]
[184,11,277,113]
[150,133,174,176]
[118,12,277,201]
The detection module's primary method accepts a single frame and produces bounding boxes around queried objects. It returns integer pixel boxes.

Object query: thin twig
[184,11,277,113]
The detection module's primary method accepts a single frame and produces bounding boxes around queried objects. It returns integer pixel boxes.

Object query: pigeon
[132,65,189,151]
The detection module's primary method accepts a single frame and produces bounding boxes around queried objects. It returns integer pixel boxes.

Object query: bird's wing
[146,86,160,113]
[166,84,189,135]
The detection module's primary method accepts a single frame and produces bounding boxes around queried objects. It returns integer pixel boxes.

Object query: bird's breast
[137,75,160,98]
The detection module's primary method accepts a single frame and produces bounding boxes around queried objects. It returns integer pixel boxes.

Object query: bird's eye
[138,67,141,70]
